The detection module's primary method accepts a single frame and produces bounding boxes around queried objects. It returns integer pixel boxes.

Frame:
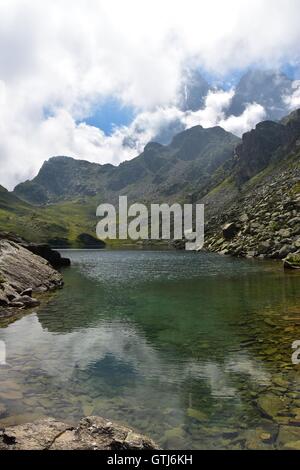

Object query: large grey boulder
[0,416,157,450]
[0,240,63,316]
[0,232,70,267]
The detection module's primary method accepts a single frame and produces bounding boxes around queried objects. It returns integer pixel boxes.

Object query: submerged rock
[256,393,290,421]
[0,416,157,450]
[244,428,276,450]
[284,253,300,270]
[187,407,208,422]
[277,425,300,450]
[162,427,186,449]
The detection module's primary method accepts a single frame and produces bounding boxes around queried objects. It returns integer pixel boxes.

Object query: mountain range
[0,108,299,257]
[14,126,240,206]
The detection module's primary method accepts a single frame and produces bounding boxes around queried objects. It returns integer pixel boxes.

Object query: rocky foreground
[0,238,66,319]
[0,416,157,450]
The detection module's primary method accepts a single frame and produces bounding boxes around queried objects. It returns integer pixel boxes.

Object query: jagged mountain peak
[235,107,300,184]
[143,142,165,153]
[13,123,240,205]
[41,155,101,169]
[2,109,299,250]
[227,69,293,121]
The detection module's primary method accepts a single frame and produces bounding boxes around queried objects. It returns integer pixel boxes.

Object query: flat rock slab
[0,416,157,450]
[0,240,63,315]
[256,393,290,421]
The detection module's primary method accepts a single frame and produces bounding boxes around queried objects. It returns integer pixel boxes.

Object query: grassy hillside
[0,186,103,247]
[0,189,141,248]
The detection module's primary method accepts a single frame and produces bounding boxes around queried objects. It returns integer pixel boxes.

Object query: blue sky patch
[81,98,136,135]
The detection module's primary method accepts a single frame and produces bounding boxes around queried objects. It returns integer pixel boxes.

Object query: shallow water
[0,250,299,449]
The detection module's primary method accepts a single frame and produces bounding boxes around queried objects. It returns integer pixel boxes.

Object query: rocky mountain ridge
[14,125,240,205]
[197,111,300,265]
[0,110,299,260]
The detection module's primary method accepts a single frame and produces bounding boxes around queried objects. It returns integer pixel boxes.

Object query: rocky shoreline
[203,165,300,268]
[0,236,69,320]
[0,237,159,451]
[0,416,157,450]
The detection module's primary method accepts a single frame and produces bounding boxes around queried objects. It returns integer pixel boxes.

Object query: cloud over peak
[0,0,300,188]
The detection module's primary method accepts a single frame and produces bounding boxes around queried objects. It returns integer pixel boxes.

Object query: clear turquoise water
[0,250,299,449]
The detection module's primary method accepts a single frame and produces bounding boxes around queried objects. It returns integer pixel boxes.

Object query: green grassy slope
[0,186,102,247]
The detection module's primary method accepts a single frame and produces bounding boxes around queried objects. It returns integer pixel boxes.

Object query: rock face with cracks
[0,239,63,318]
[0,416,157,450]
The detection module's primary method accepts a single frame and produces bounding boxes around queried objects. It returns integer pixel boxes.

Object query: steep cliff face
[235,109,300,184]
[235,121,287,184]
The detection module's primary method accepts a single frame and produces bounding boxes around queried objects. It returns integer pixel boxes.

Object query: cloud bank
[0,0,300,189]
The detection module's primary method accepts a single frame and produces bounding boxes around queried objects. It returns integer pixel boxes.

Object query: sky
[0,0,300,189]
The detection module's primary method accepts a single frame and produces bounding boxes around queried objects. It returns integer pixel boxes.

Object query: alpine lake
[0,249,299,450]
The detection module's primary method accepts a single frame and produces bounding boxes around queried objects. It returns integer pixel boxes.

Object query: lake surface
[0,250,299,449]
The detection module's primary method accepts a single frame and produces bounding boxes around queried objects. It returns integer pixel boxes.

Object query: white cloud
[284,80,300,110]
[219,103,267,136]
[183,89,234,129]
[0,89,268,189]
[183,91,266,137]
[0,0,300,188]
